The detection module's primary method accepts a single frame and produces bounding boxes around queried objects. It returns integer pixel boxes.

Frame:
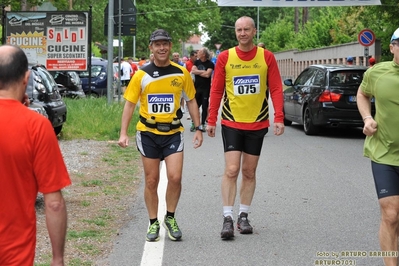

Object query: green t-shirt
[360,61,399,166]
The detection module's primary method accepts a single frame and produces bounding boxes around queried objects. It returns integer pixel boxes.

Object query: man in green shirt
[357,27,399,266]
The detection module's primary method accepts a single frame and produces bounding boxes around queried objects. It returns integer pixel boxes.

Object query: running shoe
[190,122,195,132]
[146,221,160,242]
[198,124,206,132]
[163,215,182,241]
[220,216,234,239]
[237,212,253,234]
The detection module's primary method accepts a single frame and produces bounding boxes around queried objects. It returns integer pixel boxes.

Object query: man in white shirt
[121,58,132,93]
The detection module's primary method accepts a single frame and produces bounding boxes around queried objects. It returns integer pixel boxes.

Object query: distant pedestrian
[369,57,376,67]
[118,29,203,242]
[257,42,266,49]
[356,27,399,266]
[185,50,197,73]
[346,56,354,65]
[120,58,132,92]
[0,44,71,265]
[190,47,214,132]
[128,57,138,79]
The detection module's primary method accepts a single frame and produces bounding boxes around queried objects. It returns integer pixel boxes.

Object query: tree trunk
[21,0,27,11]
[302,7,309,29]
[294,7,299,33]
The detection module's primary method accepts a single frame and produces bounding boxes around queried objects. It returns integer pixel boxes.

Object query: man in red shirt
[207,16,285,240]
[128,57,138,79]
[0,44,71,265]
[185,50,197,73]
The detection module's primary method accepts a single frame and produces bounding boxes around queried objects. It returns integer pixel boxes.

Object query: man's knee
[225,165,240,179]
[379,197,399,225]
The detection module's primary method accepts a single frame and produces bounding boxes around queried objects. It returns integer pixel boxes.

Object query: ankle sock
[223,206,234,219]
[166,211,174,218]
[150,218,158,225]
[239,204,250,215]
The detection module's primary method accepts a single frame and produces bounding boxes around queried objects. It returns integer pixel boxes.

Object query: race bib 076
[147,94,175,114]
[233,75,261,96]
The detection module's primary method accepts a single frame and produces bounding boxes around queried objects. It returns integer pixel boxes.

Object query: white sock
[223,206,234,219]
[239,204,250,215]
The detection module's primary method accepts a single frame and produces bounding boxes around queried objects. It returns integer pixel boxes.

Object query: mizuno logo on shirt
[148,94,173,103]
[233,76,259,85]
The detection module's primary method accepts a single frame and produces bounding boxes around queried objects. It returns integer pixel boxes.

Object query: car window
[329,70,365,86]
[77,65,104,78]
[37,67,57,93]
[312,70,325,86]
[294,68,315,86]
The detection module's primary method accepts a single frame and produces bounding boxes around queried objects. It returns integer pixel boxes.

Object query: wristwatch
[195,126,202,131]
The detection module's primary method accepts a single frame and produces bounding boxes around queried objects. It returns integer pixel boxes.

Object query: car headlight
[29,105,48,118]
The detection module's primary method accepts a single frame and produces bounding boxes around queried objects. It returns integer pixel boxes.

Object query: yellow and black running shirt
[124,61,196,135]
[223,47,268,123]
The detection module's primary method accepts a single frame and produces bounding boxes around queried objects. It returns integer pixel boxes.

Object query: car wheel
[86,92,99,98]
[54,125,63,135]
[303,106,319,135]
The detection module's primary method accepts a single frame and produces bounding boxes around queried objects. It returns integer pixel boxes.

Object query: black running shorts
[221,125,268,156]
[136,131,183,160]
[371,161,399,199]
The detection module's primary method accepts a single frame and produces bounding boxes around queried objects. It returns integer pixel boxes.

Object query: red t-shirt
[130,63,138,77]
[185,60,194,72]
[208,46,284,130]
[0,99,71,265]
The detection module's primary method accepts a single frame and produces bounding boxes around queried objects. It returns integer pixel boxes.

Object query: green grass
[67,230,103,239]
[81,180,103,187]
[60,97,139,140]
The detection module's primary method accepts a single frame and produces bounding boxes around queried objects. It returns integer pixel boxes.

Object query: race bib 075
[147,94,175,114]
[233,75,261,96]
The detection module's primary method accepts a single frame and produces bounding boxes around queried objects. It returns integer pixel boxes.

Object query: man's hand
[274,123,285,136]
[206,125,216,137]
[22,93,30,106]
[118,134,129,148]
[192,131,203,148]
[363,118,377,136]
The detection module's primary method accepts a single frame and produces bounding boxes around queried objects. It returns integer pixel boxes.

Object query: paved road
[106,106,383,266]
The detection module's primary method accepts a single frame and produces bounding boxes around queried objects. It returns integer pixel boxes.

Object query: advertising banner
[218,0,381,7]
[5,11,89,71]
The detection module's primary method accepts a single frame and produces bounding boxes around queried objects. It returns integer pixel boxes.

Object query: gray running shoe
[237,212,253,234]
[146,221,160,242]
[221,216,234,239]
[163,216,182,241]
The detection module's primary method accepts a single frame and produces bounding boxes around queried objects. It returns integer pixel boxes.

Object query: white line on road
[140,161,167,266]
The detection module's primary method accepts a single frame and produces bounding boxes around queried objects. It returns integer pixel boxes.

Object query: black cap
[149,29,172,43]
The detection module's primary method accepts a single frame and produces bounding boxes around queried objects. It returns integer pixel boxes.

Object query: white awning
[218,0,381,7]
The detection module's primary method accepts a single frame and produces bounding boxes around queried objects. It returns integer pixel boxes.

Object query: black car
[27,65,67,135]
[283,64,375,135]
[50,71,86,99]
[77,57,109,97]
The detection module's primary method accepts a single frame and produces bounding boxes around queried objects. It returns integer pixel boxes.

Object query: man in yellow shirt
[118,29,203,242]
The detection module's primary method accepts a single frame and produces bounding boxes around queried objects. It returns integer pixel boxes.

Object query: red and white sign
[358,29,376,47]
[5,11,89,71]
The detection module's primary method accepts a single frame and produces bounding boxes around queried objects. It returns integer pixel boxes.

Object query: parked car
[283,64,375,135]
[77,57,109,97]
[50,71,86,99]
[26,64,67,135]
[28,101,48,118]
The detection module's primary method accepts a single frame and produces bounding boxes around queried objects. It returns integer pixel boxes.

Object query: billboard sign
[5,11,89,71]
